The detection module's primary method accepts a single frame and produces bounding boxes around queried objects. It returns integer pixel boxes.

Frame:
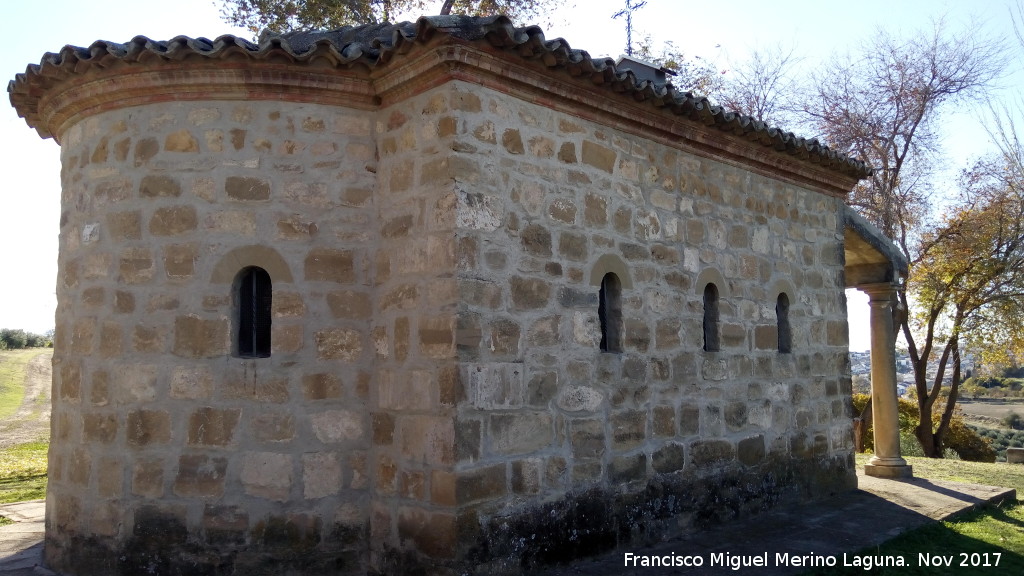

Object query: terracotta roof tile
[8,15,869,178]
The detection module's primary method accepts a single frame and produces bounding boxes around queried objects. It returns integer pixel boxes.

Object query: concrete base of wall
[376,455,857,575]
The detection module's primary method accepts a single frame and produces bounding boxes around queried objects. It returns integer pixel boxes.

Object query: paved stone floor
[0,473,1016,575]
[0,500,51,576]
[541,473,1016,575]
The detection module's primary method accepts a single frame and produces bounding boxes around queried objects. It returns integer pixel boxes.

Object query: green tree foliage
[904,156,1024,456]
[218,0,560,36]
[0,329,52,350]
[1005,412,1024,431]
[852,393,996,462]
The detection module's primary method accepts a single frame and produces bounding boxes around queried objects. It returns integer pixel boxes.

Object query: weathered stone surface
[140,175,181,198]
[582,141,616,173]
[149,206,198,236]
[466,363,525,409]
[556,385,603,413]
[315,329,363,361]
[510,276,550,310]
[119,248,154,284]
[610,453,646,484]
[165,129,199,152]
[126,410,170,446]
[738,435,766,465]
[187,407,241,446]
[305,248,355,283]
[241,452,292,501]
[83,413,117,443]
[652,442,686,473]
[172,315,228,358]
[173,454,228,497]
[253,411,296,442]
[457,464,506,503]
[611,410,646,449]
[489,412,552,455]
[311,410,363,443]
[502,129,524,154]
[302,373,343,400]
[569,418,604,459]
[521,224,552,257]
[303,452,342,499]
[132,459,164,497]
[327,290,372,319]
[691,440,735,467]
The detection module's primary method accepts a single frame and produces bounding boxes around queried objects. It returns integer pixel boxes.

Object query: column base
[864,462,914,479]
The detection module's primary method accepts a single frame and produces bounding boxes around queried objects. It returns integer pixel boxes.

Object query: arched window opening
[776,293,792,354]
[703,283,720,352]
[599,273,622,353]
[237,266,272,358]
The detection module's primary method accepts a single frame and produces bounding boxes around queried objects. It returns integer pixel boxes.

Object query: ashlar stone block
[187,407,241,446]
[489,412,552,455]
[173,454,228,497]
[466,363,525,409]
[310,409,363,444]
[303,452,342,499]
[241,452,293,501]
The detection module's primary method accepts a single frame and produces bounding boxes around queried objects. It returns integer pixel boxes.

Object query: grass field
[0,349,43,420]
[0,441,47,505]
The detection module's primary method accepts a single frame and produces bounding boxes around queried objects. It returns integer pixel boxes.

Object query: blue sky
[2,0,1020,350]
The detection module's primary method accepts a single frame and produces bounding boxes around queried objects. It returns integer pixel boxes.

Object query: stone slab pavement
[0,473,1016,575]
[542,472,1017,575]
[0,500,52,576]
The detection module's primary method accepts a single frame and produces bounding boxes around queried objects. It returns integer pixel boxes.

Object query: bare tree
[715,43,801,127]
[804,21,1005,257]
[802,20,1008,457]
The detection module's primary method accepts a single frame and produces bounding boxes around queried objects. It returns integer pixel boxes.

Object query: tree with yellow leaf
[907,156,1024,456]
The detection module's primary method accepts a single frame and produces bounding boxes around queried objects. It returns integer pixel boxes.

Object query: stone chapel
[9,14,909,575]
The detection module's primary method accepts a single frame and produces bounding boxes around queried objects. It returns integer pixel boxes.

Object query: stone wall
[42,74,855,575]
[439,82,856,572]
[48,100,379,574]
[367,84,465,567]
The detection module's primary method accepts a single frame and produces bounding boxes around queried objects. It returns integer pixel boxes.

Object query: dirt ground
[0,350,52,449]
[959,400,1024,428]
[959,400,1024,418]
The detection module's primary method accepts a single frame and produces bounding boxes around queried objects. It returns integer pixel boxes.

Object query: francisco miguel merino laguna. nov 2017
[622,551,946,570]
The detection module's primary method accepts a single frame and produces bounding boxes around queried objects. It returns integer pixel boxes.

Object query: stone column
[860,283,913,478]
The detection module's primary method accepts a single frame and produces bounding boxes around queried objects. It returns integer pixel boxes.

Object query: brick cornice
[34,60,376,144]
[373,40,856,198]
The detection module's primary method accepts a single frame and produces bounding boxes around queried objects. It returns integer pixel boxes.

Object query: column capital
[858,282,898,301]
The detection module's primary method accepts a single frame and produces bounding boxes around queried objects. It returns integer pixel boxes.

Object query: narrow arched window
[776,293,792,354]
[237,267,272,358]
[703,283,720,352]
[599,273,622,353]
